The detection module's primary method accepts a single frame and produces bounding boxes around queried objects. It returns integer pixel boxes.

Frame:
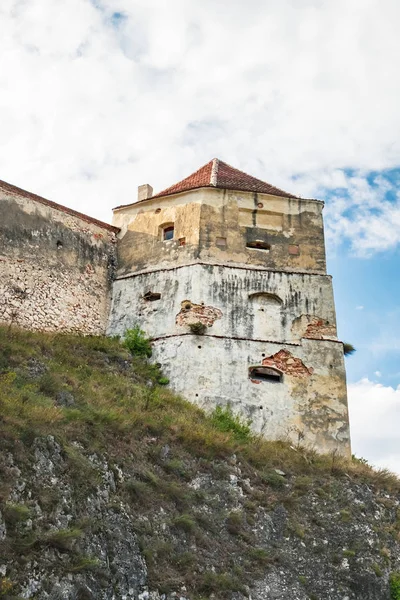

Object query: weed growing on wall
[188,322,207,335]
[123,326,152,358]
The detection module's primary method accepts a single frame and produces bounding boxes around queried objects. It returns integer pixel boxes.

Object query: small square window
[216,237,227,248]
[163,226,174,241]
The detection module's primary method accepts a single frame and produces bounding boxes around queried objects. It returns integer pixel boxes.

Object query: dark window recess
[247,241,271,251]
[163,226,174,241]
[179,237,186,246]
[143,291,161,301]
[249,366,282,383]
[56,240,63,249]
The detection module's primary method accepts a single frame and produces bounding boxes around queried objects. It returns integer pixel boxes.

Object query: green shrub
[68,556,100,572]
[45,528,82,551]
[188,322,207,335]
[157,376,170,386]
[262,471,286,488]
[172,514,196,533]
[210,406,252,442]
[343,342,356,356]
[226,511,243,535]
[197,571,244,595]
[340,509,351,522]
[3,503,30,527]
[123,327,152,358]
[390,572,400,600]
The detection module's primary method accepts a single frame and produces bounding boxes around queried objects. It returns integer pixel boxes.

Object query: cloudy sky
[1,0,399,472]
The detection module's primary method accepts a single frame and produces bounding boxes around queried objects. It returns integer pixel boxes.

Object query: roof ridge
[210,158,219,186]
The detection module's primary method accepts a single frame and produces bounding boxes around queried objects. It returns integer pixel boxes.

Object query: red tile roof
[0,178,120,233]
[152,158,299,200]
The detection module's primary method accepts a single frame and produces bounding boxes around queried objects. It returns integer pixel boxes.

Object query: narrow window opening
[247,240,271,251]
[179,237,186,246]
[56,240,63,249]
[143,291,161,301]
[249,366,282,383]
[216,237,227,248]
[155,208,161,214]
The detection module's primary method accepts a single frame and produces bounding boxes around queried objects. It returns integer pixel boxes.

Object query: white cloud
[356,306,364,311]
[0,0,400,236]
[348,378,400,474]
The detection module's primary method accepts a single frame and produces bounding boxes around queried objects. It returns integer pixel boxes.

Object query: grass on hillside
[0,324,397,486]
[0,325,399,598]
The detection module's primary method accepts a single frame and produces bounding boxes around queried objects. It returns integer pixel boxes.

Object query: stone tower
[108,159,350,455]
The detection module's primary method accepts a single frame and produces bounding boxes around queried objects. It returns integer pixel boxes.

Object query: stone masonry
[0,159,351,455]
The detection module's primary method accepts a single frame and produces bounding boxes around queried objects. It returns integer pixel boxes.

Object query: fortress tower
[108,159,350,454]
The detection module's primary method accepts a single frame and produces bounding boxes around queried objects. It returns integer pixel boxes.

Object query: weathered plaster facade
[0,158,350,455]
[0,180,118,334]
[109,160,351,455]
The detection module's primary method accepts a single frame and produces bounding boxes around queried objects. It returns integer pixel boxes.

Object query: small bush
[172,514,196,533]
[68,556,100,572]
[45,528,82,551]
[188,322,207,335]
[226,511,243,536]
[125,480,151,503]
[0,577,14,597]
[3,503,30,527]
[248,547,277,565]
[197,571,244,595]
[262,471,286,488]
[340,509,351,522]
[390,572,400,600]
[123,327,152,358]
[343,342,356,356]
[210,406,252,443]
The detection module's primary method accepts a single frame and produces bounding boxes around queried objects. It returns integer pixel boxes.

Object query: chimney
[138,184,153,202]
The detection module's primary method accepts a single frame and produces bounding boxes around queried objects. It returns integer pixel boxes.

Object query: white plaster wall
[108,264,337,343]
[152,335,350,455]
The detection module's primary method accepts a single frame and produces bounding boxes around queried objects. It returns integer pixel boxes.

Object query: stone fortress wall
[0,160,351,455]
[110,176,350,456]
[0,180,119,334]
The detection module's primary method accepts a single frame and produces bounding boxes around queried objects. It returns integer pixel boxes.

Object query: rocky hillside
[1,326,400,600]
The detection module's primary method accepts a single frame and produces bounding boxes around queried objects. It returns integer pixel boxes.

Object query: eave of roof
[0,179,120,233]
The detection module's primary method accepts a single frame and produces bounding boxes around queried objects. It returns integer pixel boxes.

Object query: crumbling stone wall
[291,314,337,340]
[0,181,118,334]
[261,349,313,377]
[175,300,222,328]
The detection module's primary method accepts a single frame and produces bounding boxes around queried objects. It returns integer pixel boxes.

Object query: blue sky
[0,0,399,471]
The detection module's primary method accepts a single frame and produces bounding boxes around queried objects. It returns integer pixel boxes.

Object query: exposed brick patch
[262,349,312,377]
[292,315,336,340]
[176,300,222,328]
